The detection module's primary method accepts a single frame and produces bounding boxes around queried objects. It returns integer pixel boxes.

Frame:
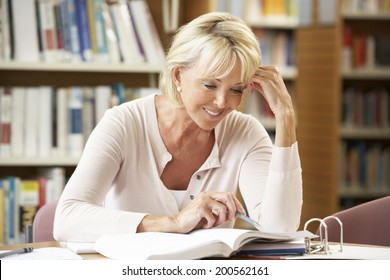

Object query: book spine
[0,87,12,158]
[68,87,84,157]
[91,0,109,62]
[19,179,40,243]
[38,0,58,62]
[10,87,25,157]
[0,180,5,244]
[101,1,121,63]
[58,0,72,61]
[65,0,81,62]
[56,87,69,156]
[38,86,53,157]
[11,0,40,62]
[109,1,144,64]
[75,0,93,61]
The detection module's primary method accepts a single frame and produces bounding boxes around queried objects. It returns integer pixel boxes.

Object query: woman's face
[177,62,245,131]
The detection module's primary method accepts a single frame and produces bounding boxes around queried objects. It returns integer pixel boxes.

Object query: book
[10,87,25,157]
[109,0,144,64]
[65,0,81,62]
[75,0,93,61]
[101,1,120,63]
[24,87,40,157]
[38,86,53,157]
[93,228,316,260]
[0,180,5,244]
[1,0,12,60]
[68,87,84,157]
[38,0,58,62]
[56,87,69,156]
[19,179,40,243]
[128,0,165,65]
[86,0,109,62]
[0,87,12,157]
[10,0,40,62]
[237,240,306,256]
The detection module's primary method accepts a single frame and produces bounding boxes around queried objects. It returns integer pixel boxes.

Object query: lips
[204,108,223,117]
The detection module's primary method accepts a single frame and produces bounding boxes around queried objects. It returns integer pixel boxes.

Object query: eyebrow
[212,78,244,86]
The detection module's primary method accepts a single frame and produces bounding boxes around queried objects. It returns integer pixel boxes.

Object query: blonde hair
[159,12,261,107]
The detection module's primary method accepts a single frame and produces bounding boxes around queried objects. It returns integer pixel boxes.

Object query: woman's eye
[231,88,243,94]
[203,83,217,89]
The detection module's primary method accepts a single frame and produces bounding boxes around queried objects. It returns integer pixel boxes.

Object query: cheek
[230,95,243,109]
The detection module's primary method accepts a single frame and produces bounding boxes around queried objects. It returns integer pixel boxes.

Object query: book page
[94,232,225,260]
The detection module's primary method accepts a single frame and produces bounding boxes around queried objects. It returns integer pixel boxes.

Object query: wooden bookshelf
[296,0,390,229]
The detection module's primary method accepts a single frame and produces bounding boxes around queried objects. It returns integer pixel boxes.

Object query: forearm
[137,215,179,233]
[273,107,297,147]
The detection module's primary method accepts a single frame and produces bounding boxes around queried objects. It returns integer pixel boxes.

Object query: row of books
[342,0,390,14]
[0,0,165,64]
[341,87,390,129]
[253,29,295,70]
[342,26,390,70]
[340,141,390,191]
[0,85,157,159]
[245,0,298,24]
[0,168,65,245]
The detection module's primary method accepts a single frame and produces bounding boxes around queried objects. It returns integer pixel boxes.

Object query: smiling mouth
[204,108,223,117]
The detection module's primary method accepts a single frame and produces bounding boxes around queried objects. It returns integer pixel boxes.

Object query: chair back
[316,196,390,246]
[32,199,59,243]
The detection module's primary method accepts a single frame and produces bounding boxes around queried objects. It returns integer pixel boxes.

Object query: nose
[214,90,228,109]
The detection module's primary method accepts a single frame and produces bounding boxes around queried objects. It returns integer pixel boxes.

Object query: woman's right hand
[137,191,245,234]
[173,191,246,233]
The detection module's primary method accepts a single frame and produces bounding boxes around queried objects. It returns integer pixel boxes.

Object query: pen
[236,212,262,231]
[0,247,34,259]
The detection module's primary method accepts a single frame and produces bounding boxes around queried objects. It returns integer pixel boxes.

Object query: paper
[0,247,83,260]
[63,242,96,254]
[289,244,390,260]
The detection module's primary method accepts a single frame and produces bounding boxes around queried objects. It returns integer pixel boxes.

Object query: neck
[155,95,214,149]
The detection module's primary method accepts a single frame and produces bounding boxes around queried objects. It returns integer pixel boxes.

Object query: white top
[170,190,187,210]
[54,94,303,242]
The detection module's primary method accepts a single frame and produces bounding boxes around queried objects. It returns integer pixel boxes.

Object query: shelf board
[342,68,390,79]
[339,187,390,198]
[0,61,163,73]
[343,12,390,20]
[0,157,80,166]
[340,127,390,139]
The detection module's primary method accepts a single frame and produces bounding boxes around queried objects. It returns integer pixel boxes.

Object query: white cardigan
[54,94,302,242]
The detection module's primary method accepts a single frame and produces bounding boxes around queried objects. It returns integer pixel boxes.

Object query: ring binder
[304,215,343,255]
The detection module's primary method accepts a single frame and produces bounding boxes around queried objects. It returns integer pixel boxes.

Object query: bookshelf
[240,0,299,132]
[296,0,390,228]
[0,0,172,244]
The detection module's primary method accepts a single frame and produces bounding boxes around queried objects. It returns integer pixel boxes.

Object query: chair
[32,199,59,243]
[316,196,390,247]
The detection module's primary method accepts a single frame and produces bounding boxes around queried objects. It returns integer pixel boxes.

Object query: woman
[53,12,302,242]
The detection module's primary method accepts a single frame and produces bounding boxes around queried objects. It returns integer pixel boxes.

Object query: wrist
[137,215,179,233]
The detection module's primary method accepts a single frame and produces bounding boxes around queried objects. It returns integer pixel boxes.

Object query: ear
[172,67,181,86]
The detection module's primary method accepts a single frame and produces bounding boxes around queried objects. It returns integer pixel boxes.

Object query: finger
[201,209,217,229]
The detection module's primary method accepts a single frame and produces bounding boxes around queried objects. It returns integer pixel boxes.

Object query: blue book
[65,0,81,61]
[237,240,306,256]
[75,0,93,61]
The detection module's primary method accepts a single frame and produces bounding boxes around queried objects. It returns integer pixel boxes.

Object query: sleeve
[53,107,148,242]
[238,126,302,233]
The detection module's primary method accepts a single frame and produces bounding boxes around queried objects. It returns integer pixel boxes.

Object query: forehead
[191,56,244,82]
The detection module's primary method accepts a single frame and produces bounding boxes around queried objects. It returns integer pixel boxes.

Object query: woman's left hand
[247,66,294,117]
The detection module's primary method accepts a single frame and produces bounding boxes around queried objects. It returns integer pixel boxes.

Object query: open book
[93,228,316,260]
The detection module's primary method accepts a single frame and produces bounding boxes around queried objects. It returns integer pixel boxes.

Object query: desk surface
[0,241,105,260]
[1,241,390,260]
